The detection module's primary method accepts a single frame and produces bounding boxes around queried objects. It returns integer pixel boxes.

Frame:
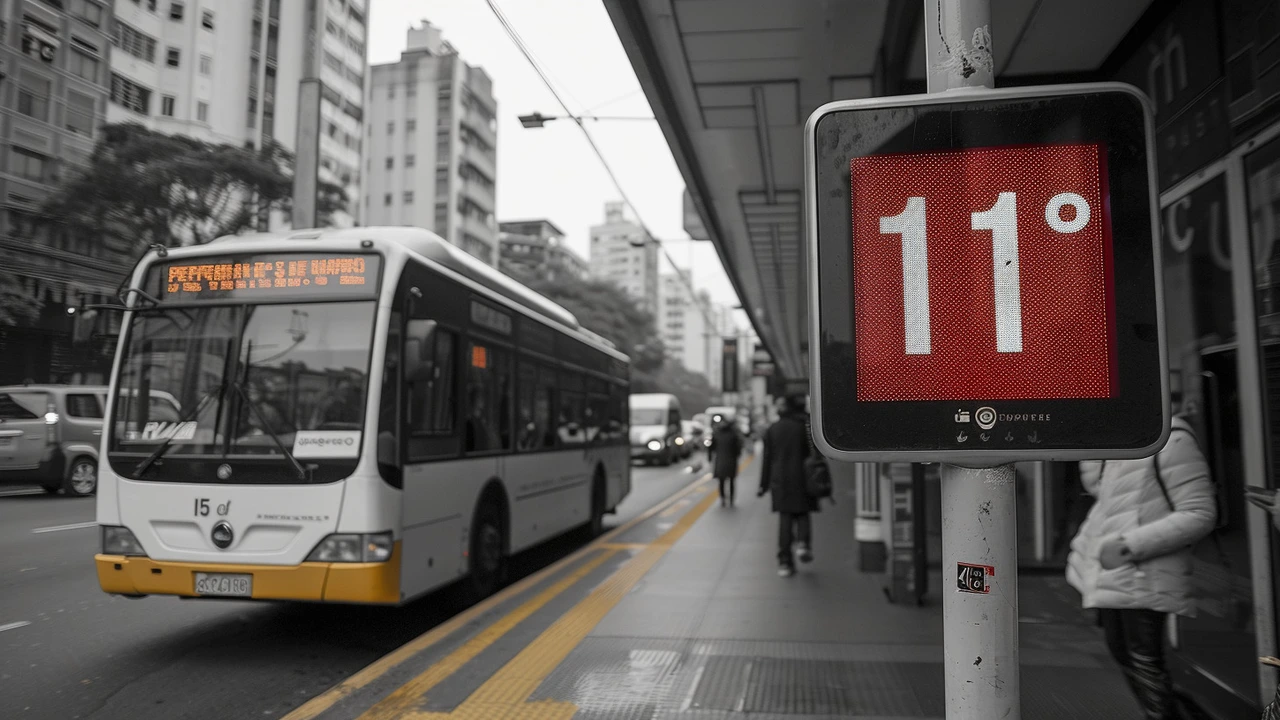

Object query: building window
[384,193,392,206]
[166,47,180,67]
[387,121,394,134]
[112,21,157,63]
[10,147,47,183]
[68,48,100,83]
[388,84,395,99]
[65,90,96,136]
[169,2,183,20]
[407,84,417,98]
[200,9,213,30]
[405,119,416,132]
[385,157,393,169]
[197,101,208,122]
[199,54,211,75]
[405,154,415,168]
[74,0,105,27]
[161,95,175,116]
[403,191,414,204]
[16,71,51,121]
[110,72,152,115]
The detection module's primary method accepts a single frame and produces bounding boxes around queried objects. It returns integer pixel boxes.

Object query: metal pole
[925,0,1017,718]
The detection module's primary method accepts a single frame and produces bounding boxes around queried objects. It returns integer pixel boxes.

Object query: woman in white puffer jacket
[1066,416,1216,719]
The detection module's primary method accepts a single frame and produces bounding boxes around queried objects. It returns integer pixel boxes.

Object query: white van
[629,393,682,465]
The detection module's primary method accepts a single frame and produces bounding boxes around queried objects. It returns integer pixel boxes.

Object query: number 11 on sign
[879,191,1092,356]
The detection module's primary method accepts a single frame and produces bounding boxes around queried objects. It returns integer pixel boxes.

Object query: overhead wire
[482,0,721,331]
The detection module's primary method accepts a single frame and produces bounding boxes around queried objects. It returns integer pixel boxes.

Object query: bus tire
[467,498,507,602]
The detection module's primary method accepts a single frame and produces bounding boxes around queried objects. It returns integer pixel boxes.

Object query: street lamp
[517,112,654,129]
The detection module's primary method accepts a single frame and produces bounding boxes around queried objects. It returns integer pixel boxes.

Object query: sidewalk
[530,458,1141,719]
[287,457,1144,720]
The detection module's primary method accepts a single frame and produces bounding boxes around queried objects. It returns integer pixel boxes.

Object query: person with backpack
[1066,416,1216,719]
[757,394,822,577]
[709,418,745,507]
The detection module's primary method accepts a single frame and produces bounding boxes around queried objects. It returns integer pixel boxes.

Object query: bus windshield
[109,301,376,473]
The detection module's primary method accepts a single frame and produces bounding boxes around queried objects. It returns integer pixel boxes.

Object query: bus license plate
[194,573,252,597]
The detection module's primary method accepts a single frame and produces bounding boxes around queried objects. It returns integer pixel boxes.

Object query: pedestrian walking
[757,394,818,577]
[709,418,744,507]
[1066,416,1216,719]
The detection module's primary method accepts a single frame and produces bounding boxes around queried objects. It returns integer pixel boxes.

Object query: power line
[482,0,719,331]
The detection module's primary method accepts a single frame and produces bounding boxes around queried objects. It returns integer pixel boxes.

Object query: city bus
[95,227,631,605]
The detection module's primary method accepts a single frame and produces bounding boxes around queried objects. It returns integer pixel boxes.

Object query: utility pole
[292,0,322,230]
[924,1,1018,718]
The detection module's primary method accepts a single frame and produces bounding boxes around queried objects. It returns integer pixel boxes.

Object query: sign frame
[804,82,1169,465]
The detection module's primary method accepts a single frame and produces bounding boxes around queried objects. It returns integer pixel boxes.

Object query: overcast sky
[365,0,744,320]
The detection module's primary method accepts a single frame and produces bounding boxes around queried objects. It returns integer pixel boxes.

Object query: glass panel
[0,392,47,419]
[1173,170,1253,700]
[66,393,102,419]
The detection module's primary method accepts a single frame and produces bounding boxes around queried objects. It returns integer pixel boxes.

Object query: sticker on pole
[804,84,1169,464]
[956,562,993,594]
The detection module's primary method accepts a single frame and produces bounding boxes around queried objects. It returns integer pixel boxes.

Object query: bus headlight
[307,532,394,563]
[102,526,146,556]
[646,440,662,452]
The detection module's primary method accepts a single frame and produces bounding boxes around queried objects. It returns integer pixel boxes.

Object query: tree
[639,361,715,417]
[40,123,348,255]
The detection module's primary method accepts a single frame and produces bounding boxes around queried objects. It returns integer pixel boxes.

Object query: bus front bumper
[95,542,402,604]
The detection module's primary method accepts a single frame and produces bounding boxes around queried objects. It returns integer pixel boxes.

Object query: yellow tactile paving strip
[284,458,748,720]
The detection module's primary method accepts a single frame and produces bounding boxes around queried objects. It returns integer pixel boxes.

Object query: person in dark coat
[757,394,818,577]
[709,420,744,507]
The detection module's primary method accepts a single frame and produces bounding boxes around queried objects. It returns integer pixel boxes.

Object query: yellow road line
[282,471,714,720]
[357,549,618,720]
[399,457,752,720]
[594,542,648,551]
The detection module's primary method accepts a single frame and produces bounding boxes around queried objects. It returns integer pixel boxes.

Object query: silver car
[0,385,179,496]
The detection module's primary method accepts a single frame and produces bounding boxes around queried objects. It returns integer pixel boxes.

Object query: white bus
[95,228,631,605]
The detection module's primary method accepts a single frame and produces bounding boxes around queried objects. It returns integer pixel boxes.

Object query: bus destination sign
[152,253,381,301]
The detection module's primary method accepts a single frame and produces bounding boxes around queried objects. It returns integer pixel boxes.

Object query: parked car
[0,385,179,496]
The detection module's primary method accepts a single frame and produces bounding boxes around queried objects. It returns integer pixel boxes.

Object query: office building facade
[105,0,369,228]
[498,218,587,282]
[363,21,497,265]
[588,201,658,313]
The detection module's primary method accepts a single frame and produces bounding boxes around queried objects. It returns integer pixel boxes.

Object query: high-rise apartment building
[498,219,587,282]
[105,0,369,227]
[0,0,120,383]
[589,201,658,314]
[363,22,498,265]
[658,270,716,378]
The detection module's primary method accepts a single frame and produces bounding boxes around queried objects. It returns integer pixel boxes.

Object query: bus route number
[194,498,231,517]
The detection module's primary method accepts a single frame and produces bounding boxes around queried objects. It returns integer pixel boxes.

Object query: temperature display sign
[806,84,1168,463]
[852,144,1115,402]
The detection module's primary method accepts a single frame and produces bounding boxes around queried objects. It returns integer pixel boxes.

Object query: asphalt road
[0,454,710,720]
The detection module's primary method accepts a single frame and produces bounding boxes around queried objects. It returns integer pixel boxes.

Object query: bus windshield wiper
[229,380,310,481]
[133,389,217,477]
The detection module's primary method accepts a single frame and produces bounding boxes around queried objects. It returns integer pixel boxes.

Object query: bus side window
[537,365,556,449]
[517,361,549,451]
[464,340,501,454]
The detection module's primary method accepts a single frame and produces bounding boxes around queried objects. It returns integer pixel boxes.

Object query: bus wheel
[467,501,506,601]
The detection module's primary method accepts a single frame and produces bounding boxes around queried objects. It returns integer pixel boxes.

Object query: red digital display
[851,143,1116,402]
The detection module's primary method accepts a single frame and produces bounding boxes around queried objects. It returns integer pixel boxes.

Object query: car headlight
[646,440,662,452]
[307,532,394,563]
[674,436,684,446]
[102,526,146,556]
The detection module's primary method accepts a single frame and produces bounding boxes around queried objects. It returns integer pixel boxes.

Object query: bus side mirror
[404,319,436,380]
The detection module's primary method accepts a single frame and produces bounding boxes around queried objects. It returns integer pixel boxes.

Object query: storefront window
[1174,171,1254,703]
